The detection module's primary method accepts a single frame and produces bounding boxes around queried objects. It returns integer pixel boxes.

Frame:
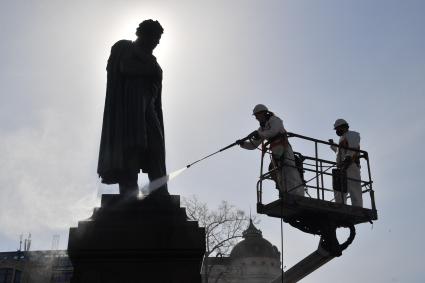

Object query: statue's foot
[143,186,170,204]
[148,187,169,198]
[118,191,139,203]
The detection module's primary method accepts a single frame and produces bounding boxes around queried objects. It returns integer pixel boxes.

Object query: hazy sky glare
[1,1,424,282]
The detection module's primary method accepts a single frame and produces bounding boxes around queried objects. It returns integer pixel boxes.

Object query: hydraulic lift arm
[278,246,334,283]
[272,223,356,283]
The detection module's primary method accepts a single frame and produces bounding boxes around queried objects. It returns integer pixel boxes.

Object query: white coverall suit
[331,130,363,207]
[241,115,304,196]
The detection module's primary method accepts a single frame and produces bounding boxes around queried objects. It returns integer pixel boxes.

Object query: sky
[1,0,424,282]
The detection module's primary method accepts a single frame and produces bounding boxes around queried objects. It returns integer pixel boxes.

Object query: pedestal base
[68,194,205,283]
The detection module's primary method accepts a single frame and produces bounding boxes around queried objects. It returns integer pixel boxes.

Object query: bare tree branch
[181,195,260,283]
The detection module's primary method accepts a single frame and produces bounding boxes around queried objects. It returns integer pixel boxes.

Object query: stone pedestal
[67,194,205,283]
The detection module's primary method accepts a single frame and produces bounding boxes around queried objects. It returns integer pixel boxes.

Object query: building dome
[230,219,280,260]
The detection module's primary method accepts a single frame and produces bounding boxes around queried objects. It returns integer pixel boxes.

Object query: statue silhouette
[98,20,168,197]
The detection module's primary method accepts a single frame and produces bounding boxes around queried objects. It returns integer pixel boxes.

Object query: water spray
[139,132,257,197]
[139,167,188,196]
[138,142,237,197]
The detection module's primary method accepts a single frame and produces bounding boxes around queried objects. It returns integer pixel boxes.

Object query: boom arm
[274,246,334,283]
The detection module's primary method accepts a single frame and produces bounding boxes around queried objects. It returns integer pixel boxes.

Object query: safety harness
[263,132,289,152]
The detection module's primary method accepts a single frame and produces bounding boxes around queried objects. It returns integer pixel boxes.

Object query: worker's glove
[235,139,244,146]
[342,156,353,170]
[248,130,260,139]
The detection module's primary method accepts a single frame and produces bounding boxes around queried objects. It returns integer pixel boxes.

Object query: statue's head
[136,20,164,52]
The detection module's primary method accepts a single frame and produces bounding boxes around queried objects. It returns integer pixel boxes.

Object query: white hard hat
[333,118,349,129]
[252,104,268,115]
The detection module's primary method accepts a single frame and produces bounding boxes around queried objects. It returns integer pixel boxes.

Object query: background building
[0,250,72,283]
[0,222,281,283]
[202,220,281,283]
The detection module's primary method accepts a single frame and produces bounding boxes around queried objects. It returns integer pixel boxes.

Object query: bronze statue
[98,20,168,197]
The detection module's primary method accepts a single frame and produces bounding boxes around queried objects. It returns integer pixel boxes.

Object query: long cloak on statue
[97,40,165,184]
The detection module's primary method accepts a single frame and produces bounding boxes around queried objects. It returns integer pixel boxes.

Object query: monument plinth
[68,194,205,283]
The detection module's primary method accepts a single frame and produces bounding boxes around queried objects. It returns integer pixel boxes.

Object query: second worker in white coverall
[330,119,363,207]
[236,104,304,197]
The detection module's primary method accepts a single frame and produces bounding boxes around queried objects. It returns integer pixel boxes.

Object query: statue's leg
[144,105,169,196]
[147,147,168,196]
[146,138,168,196]
[119,172,138,197]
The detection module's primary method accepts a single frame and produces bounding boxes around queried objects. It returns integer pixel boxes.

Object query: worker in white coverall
[236,104,304,197]
[329,119,363,207]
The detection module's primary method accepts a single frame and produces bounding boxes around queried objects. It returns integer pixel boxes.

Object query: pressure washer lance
[186,131,258,168]
[140,131,258,196]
